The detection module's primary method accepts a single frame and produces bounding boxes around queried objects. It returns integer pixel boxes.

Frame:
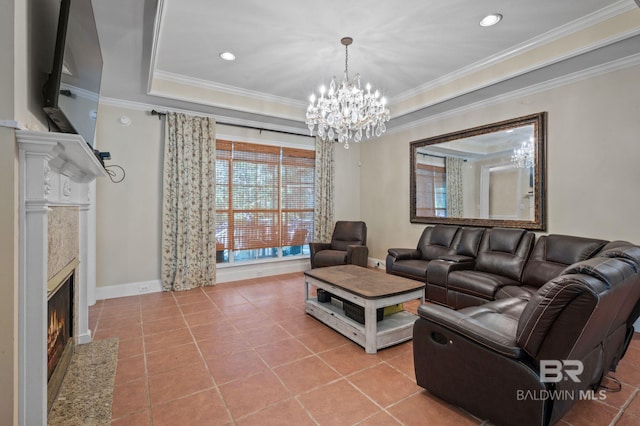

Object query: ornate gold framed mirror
[410,112,546,230]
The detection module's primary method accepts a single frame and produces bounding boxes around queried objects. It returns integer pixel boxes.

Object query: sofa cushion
[430,225,460,247]
[521,235,607,289]
[418,225,460,260]
[448,270,520,300]
[545,235,607,265]
[489,228,526,254]
[455,227,485,257]
[330,221,366,251]
[598,243,640,272]
[389,259,430,280]
[312,250,347,267]
[562,257,636,286]
[457,297,529,333]
[418,297,528,357]
[475,228,534,282]
[495,285,537,300]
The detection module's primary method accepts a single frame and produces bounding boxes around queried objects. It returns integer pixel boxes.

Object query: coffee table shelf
[304,265,425,354]
[305,298,418,351]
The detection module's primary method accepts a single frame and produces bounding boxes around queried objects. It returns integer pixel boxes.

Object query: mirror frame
[410,112,547,230]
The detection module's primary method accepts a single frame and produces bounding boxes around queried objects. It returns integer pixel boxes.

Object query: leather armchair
[309,221,368,268]
[414,248,640,426]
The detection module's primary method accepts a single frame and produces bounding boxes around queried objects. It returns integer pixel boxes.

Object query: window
[215,140,314,263]
[416,162,446,217]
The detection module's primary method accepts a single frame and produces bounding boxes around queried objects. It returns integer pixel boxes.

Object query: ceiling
[92,0,640,134]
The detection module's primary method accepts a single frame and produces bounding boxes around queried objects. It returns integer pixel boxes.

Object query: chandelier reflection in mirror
[305,37,390,149]
[511,138,535,168]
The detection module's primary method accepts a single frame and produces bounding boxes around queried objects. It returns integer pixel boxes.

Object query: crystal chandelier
[305,37,390,149]
[511,138,535,168]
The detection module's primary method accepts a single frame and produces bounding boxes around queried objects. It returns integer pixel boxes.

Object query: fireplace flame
[47,310,65,357]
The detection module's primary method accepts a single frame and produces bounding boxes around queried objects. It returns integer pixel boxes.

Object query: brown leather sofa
[426,230,610,309]
[386,225,485,282]
[413,243,640,426]
[309,221,368,268]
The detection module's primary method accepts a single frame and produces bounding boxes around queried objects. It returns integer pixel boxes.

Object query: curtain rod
[418,152,467,162]
[150,110,312,138]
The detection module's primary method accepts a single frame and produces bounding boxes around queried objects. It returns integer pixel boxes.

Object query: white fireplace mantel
[16,130,107,426]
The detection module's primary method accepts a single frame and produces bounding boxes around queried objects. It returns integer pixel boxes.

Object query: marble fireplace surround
[16,130,107,426]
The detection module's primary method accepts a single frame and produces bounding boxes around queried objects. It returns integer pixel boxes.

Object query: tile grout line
[610,385,640,425]
[173,287,237,425]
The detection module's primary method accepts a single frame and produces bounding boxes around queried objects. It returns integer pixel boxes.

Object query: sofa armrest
[388,248,421,260]
[347,244,369,267]
[439,254,475,263]
[309,242,331,268]
[427,258,475,287]
[417,304,524,358]
[309,242,331,255]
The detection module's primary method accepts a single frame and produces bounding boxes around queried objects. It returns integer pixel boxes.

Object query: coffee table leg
[364,300,377,354]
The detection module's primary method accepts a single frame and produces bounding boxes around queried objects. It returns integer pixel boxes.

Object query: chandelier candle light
[305,37,390,149]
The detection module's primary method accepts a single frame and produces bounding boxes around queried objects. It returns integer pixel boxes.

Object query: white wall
[360,64,640,261]
[95,106,164,289]
[95,105,356,291]
[334,142,361,220]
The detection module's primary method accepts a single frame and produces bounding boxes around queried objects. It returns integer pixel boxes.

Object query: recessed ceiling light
[480,13,503,27]
[219,52,236,61]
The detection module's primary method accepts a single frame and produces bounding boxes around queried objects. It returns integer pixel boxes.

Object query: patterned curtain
[161,112,217,291]
[446,157,464,218]
[313,136,334,242]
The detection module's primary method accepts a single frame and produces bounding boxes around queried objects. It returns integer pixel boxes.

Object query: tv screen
[43,0,103,147]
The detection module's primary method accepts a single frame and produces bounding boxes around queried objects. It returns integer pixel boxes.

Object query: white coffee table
[304,265,425,354]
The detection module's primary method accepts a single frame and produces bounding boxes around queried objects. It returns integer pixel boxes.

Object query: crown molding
[150,70,307,108]
[147,0,166,94]
[389,52,640,135]
[392,0,637,104]
[98,97,310,137]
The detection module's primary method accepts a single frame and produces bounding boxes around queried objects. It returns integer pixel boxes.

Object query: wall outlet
[138,284,149,293]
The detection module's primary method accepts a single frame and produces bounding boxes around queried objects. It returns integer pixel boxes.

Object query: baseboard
[94,258,311,301]
[368,257,386,271]
[216,258,309,282]
[95,279,163,300]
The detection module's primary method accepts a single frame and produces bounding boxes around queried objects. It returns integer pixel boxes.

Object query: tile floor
[89,272,640,426]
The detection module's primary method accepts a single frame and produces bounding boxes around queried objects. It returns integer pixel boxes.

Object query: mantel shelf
[16,130,108,183]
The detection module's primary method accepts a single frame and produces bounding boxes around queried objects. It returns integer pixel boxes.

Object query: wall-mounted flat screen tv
[42,0,103,147]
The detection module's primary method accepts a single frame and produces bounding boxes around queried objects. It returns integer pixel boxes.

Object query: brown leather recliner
[496,234,608,300]
[426,227,535,309]
[413,245,640,426]
[309,221,368,268]
[385,225,485,283]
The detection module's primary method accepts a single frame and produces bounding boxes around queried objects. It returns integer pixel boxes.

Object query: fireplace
[47,273,73,379]
[17,130,107,425]
[46,263,77,412]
